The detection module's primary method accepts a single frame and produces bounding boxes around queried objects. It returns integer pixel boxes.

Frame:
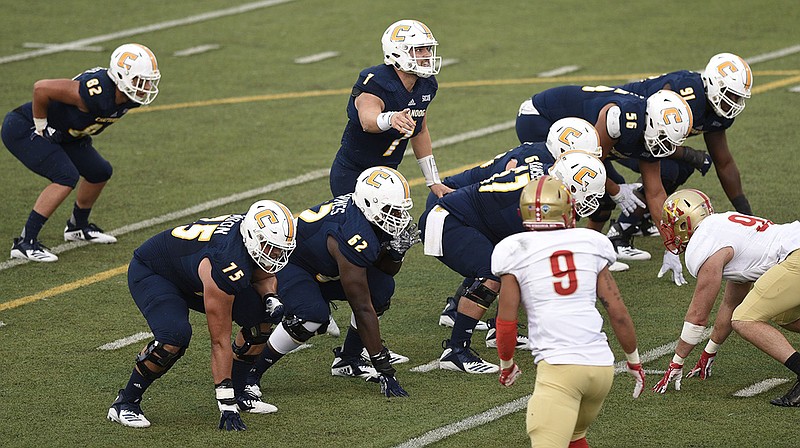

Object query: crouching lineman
[493,175,645,448]
[652,190,800,407]
[107,200,296,430]
[241,166,414,404]
[420,150,606,373]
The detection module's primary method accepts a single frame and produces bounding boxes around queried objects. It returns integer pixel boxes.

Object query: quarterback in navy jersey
[107,200,296,431]
[244,167,414,401]
[330,20,451,199]
[419,152,607,374]
[3,43,160,263]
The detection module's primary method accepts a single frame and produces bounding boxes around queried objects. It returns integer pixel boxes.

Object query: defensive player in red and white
[492,175,645,448]
[652,190,800,406]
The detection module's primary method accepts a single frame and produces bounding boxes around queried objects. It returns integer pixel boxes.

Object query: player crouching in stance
[493,176,645,447]
[652,190,800,406]
[107,200,296,430]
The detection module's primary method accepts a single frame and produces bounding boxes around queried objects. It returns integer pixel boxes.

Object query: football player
[107,200,296,431]
[493,175,644,447]
[329,20,451,199]
[652,190,800,408]
[242,167,413,402]
[516,86,694,283]
[420,151,607,373]
[3,43,160,262]
[608,53,754,264]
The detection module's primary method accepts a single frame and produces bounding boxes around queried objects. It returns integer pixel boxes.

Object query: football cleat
[607,221,651,261]
[326,315,341,337]
[331,347,379,382]
[438,296,489,331]
[10,237,58,262]
[770,378,800,407]
[439,339,499,374]
[633,216,660,237]
[361,346,409,364]
[64,222,117,244]
[237,384,278,414]
[608,261,630,272]
[485,319,530,350]
[107,389,150,428]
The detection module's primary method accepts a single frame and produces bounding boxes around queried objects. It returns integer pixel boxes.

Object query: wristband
[370,347,396,377]
[377,112,396,132]
[215,379,237,405]
[417,155,442,187]
[625,349,640,365]
[680,321,705,345]
[705,339,720,354]
[33,117,47,134]
[671,353,685,365]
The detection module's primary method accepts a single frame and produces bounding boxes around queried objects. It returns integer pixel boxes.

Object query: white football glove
[610,183,645,216]
[658,250,687,286]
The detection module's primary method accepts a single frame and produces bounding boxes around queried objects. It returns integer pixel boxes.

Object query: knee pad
[82,159,113,184]
[463,278,498,310]
[135,340,186,381]
[281,315,325,343]
[232,324,272,360]
[373,299,391,317]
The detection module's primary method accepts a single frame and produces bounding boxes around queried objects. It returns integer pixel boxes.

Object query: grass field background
[1,1,799,446]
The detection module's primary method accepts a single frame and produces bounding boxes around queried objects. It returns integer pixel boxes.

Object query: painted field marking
[0,0,295,65]
[294,51,340,64]
[22,43,103,52]
[98,332,153,350]
[732,378,792,397]
[789,86,800,93]
[174,44,220,57]
[441,58,460,68]
[0,265,128,311]
[538,65,581,77]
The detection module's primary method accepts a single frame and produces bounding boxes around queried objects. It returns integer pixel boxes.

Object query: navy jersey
[14,67,139,144]
[443,142,556,189]
[437,165,542,244]
[133,214,256,297]
[617,70,734,136]
[335,64,438,170]
[532,85,653,161]
[293,194,392,277]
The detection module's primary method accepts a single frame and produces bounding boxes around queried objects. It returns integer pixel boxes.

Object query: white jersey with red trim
[685,212,800,283]
[491,228,616,366]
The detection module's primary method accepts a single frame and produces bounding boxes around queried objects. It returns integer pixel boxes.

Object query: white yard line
[0,121,514,272]
[97,332,153,350]
[732,378,792,397]
[22,43,104,52]
[745,44,800,64]
[0,0,295,65]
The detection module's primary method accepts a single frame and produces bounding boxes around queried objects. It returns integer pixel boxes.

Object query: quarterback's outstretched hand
[652,362,683,394]
[658,250,687,286]
[686,350,716,379]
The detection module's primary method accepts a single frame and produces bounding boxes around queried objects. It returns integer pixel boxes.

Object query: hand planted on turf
[652,362,683,394]
[610,183,645,216]
[658,250,687,286]
[627,362,646,398]
[499,363,522,387]
[686,350,716,379]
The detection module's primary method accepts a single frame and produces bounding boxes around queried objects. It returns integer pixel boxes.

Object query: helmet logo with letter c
[365,170,391,188]
[558,127,583,146]
[116,52,139,71]
[390,25,412,42]
[254,206,295,242]
[572,167,598,186]
[661,107,684,125]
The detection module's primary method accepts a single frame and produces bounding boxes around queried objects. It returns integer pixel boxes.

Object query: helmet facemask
[382,20,441,78]
[240,200,297,273]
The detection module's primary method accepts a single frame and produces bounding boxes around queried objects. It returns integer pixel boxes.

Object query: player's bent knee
[135,340,186,380]
[463,278,499,309]
[232,324,273,360]
[281,314,325,343]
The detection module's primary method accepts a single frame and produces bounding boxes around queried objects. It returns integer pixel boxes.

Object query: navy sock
[69,203,91,228]
[784,352,800,377]
[123,369,153,401]
[450,312,479,348]
[246,344,284,386]
[21,210,47,243]
[341,325,364,358]
[232,359,253,396]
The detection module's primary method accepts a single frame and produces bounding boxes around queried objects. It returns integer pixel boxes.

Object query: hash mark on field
[294,51,339,64]
[441,58,460,67]
[97,332,153,350]
[22,43,103,52]
[174,44,220,57]
[538,65,581,77]
[732,378,791,397]
[790,86,800,92]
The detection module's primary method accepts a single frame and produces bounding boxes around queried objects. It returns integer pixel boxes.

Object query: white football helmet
[644,90,693,157]
[240,200,297,273]
[701,52,753,119]
[353,166,413,237]
[548,150,607,217]
[107,43,160,105]
[382,20,441,78]
[546,117,602,159]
